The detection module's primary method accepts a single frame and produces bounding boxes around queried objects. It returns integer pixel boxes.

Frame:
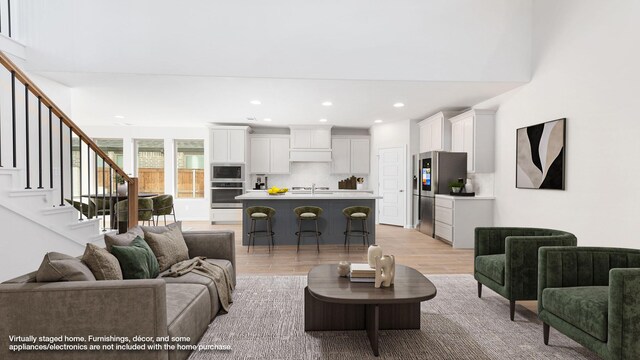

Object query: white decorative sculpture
[368,245,382,268]
[337,261,351,277]
[374,255,395,288]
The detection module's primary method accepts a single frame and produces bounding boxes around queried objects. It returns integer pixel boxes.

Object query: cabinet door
[419,124,431,152]
[451,121,464,152]
[250,138,270,173]
[211,130,229,162]
[431,119,442,151]
[462,117,475,172]
[269,138,290,173]
[291,129,311,149]
[350,138,370,174]
[310,128,331,149]
[228,129,245,162]
[331,138,350,174]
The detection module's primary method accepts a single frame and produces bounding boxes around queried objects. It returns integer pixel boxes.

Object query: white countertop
[436,194,496,200]
[236,192,382,200]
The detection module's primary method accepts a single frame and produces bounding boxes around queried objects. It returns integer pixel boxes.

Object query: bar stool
[246,206,276,252]
[294,206,323,253]
[343,206,371,251]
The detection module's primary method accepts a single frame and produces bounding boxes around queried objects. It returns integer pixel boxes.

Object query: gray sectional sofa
[0,230,236,360]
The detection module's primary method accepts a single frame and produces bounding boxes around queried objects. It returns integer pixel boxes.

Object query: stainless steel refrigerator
[416,151,467,237]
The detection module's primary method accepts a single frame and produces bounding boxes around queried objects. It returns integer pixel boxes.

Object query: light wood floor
[184,221,538,313]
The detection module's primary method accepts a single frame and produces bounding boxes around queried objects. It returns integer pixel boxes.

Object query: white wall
[369,120,414,228]
[475,0,640,247]
[82,125,210,221]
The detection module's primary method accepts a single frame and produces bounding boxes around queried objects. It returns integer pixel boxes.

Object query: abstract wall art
[516,118,566,190]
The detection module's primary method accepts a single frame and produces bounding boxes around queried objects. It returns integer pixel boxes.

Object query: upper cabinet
[249,135,290,174]
[331,136,370,174]
[210,127,248,163]
[290,126,332,149]
[418,111,459,153]
[449,109,495,173]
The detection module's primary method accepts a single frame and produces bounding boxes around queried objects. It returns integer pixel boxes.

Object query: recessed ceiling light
[319,118,328,123]
[114,115,125,119]
[393,102,405,108]
[263,118,272,122]
[374,119,383,123]
[322,101,333,107]
[250,100,262,105]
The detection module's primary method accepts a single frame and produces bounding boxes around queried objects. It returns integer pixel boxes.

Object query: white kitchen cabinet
[418,111,458,153]
[331,136,370,174]
[210,127,247,163]
[449,109,495,173]
[434,195,494,248]
[250,135,290,174]
[290,126,332,149]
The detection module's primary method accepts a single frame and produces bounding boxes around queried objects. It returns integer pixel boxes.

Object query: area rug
[190,275,598,359]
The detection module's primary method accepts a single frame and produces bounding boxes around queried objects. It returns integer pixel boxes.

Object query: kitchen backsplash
[250,162,370,190]
[467,172,494,197]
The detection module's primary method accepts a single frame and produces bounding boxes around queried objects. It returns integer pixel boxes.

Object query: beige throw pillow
[143,225,189,272]
[36,252,96,282]
[82,243,123,280]
[104,225,144,252]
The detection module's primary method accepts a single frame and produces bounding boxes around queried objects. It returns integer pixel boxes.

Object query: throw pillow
[36,252,96,282]
[104,225,144,252]
[143,224,189,272]
[82,243,123,280]
[110,236,160,279]
[140,221,182,235]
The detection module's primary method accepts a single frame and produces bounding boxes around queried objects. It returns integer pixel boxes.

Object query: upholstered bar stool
[343,206,371,251]
[294,206,323,253]
[246,206,276,253]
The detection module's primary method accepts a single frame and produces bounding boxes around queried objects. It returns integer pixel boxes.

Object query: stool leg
[315,219,320,253]
[247,219,255,252]
[346,219,352,253]
[269,218,275,250]
[266,219,272,253]
[297,218,302,253]
[363,219,370,247]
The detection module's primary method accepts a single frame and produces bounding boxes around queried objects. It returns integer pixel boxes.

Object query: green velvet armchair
[538,246,640,360]
[474,227,577,320]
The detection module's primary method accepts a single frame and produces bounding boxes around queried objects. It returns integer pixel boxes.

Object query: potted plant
[448,180,464,194]
[115,174,127,196]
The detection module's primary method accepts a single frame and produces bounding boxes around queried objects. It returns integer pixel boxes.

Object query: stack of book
[349,263,376,283]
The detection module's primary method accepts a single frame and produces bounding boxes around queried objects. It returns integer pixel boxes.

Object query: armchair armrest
[0,279,168,360]
[183,230,236,283]
[608,268,640,359]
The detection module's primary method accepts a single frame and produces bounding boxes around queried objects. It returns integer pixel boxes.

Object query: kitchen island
[235,192,382,247]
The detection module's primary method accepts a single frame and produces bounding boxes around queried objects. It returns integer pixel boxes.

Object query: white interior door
[378,146,406,226]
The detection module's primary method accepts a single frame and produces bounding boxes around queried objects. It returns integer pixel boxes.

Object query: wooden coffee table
[304,264,437,356]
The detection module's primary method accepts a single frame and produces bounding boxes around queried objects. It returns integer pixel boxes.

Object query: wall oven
[211,164,245,182]
[211,182,244,209]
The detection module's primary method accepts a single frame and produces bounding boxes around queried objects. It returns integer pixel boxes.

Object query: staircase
[0,51,139,281]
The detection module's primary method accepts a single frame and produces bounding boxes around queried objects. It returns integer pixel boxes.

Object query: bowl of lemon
[267,186,288,195]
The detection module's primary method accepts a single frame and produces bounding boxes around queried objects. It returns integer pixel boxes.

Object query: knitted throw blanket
[162,257,234,313]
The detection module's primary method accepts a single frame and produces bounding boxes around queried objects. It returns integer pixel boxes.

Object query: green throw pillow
[110,237,160,279]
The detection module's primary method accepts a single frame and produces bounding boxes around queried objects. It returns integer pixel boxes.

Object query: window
[175,140,204,198]
[135,139,165,194]
[95,138,124,192]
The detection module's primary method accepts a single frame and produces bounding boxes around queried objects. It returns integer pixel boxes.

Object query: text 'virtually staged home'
[0,1,638,359]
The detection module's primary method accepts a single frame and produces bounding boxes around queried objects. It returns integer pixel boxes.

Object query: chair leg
[346,219,352,253]
[543,322,550,345]
[266,219,272,253]
[477,282,482,298]
[510,300,516,321]
[248,219,255,253]
[172,207,176,223]
[164,214,167,226]
[315,219,320,253]
[297,219,302,253]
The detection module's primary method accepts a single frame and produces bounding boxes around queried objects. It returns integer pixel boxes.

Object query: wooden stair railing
[0,51,138,231]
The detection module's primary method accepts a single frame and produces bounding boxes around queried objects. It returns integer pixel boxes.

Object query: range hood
[289,125,333,162]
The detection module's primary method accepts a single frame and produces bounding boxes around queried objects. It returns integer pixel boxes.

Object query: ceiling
[23,0,533,128]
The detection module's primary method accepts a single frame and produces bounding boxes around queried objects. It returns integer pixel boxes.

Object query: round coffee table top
[307,264,437,305]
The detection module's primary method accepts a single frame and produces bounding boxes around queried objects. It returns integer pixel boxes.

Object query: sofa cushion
[36,252,96,282]
[165,283,211,360]
[104,225,144,252]
[159,259,233,319]
[542,286,609,342]
[82,243,123,280]
[141,221,182,235]
[143,224,189,272]
[476,254,505,285]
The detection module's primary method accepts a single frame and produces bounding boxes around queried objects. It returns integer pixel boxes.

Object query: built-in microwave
[211,164,245,182]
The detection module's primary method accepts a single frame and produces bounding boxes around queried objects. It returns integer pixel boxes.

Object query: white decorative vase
[367,245,382,268]
[117,183,128,196]
[356,183,364,190]
[465,178,474,193]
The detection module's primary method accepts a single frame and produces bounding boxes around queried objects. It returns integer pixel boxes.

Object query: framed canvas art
[516,118,566,190]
